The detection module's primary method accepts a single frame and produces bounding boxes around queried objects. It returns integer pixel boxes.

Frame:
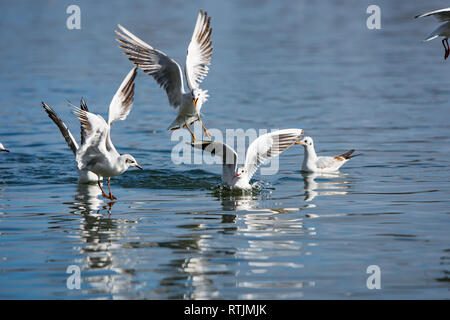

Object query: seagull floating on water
[115,9,213,142]
[42,67,138,185]
[0,142,9,152]
[415,8,450,59]
[191,129,304,189]
[296,136,359,173]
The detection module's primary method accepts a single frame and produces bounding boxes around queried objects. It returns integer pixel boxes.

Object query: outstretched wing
[415,8,450,21]
[108,67,137,125]
[191,140,238,183]
[244,129,304,180]
[72,106,110,171]
[185,10,213,91]
[115,24,185,107]
[79,98,89,146]
[41,102,79,155]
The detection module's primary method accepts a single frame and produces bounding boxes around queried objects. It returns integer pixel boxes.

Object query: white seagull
[115,9,213,142]
[73,68,142,200]
[42,67,141,198]
[415,8,450,59]
[191,129,304,189]
[0,142,8,152]
[296,136,358,173]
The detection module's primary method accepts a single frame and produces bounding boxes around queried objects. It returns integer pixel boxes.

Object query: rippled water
[0,0,449,299]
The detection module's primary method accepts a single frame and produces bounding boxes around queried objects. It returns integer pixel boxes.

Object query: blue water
[0,0,449,299]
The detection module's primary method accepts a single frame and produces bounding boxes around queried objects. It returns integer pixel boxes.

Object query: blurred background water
[0,0,449,299]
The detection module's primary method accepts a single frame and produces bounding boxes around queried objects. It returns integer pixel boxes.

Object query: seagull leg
[97,180,109,199]
[445,38,450,59]
[107,178,117,200]
[198,118,211,138]
[443,38,449,60]
[185,121,197,142]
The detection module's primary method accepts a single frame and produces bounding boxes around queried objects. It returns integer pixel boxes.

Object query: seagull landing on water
[0,142,9,152]
[415,8,450,59]
[296,136,359,173]
[115,9,213,142]
[41,67,138,186]
[191,129,304,190]
[73,67,142,200]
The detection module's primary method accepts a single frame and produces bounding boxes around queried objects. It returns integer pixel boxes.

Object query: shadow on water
[116,168,222,191]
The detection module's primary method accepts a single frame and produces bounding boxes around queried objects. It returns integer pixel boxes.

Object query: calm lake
[0,0,449,299]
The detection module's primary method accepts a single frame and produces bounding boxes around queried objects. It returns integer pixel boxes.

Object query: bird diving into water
[191,129,304,189]
[115,10,213,142]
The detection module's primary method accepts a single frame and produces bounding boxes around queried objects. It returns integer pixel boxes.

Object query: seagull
[415,8,450,59]
[115,9,213,142]
[72,67,142,200]
[191,129,304,189]
[296,136,359,173]
[41,67,138,184]
[0,142,8,152]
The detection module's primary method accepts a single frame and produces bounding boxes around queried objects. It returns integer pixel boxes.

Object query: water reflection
[302,172,351,202]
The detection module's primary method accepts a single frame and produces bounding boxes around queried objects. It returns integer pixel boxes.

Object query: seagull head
[233,167,246,179]
[122,154,143,170]
[296,136,314,149]
[191,88,209,111]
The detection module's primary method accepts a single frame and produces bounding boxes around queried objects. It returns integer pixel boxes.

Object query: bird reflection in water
[302,171,351,203]
[72,183,116,216]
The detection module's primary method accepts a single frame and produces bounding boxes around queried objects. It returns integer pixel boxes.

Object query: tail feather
[338,149,361,160]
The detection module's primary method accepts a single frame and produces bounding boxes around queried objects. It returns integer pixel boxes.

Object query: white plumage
[115,10,213,141]
[191,129,304,189]
[297,136,358,173]
[42,67,140,196]
[0,142,8,153]
[415,8,450,59]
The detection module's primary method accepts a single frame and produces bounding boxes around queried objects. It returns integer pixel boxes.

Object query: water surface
[0,0,449,299]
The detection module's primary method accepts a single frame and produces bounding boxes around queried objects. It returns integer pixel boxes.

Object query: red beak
[233,173,240,178]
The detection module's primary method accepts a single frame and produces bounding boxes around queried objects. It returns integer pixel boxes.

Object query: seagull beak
[233,173,240,178]
[296,141,302,145]
[193,98,198,108]
[135,164,143,170]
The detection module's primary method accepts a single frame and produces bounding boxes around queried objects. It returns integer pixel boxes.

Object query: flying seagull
[415,8,450,59]
[115,9,213,142]
[191,129,304,189]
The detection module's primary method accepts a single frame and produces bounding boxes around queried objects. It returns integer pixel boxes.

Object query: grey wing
[244,129,304,180]
[115,25,185,107]
[41,102,79,155]
[415,8,450,21]
[190,140,238,182]
[315,156,337,169]
[107,67,137,125]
